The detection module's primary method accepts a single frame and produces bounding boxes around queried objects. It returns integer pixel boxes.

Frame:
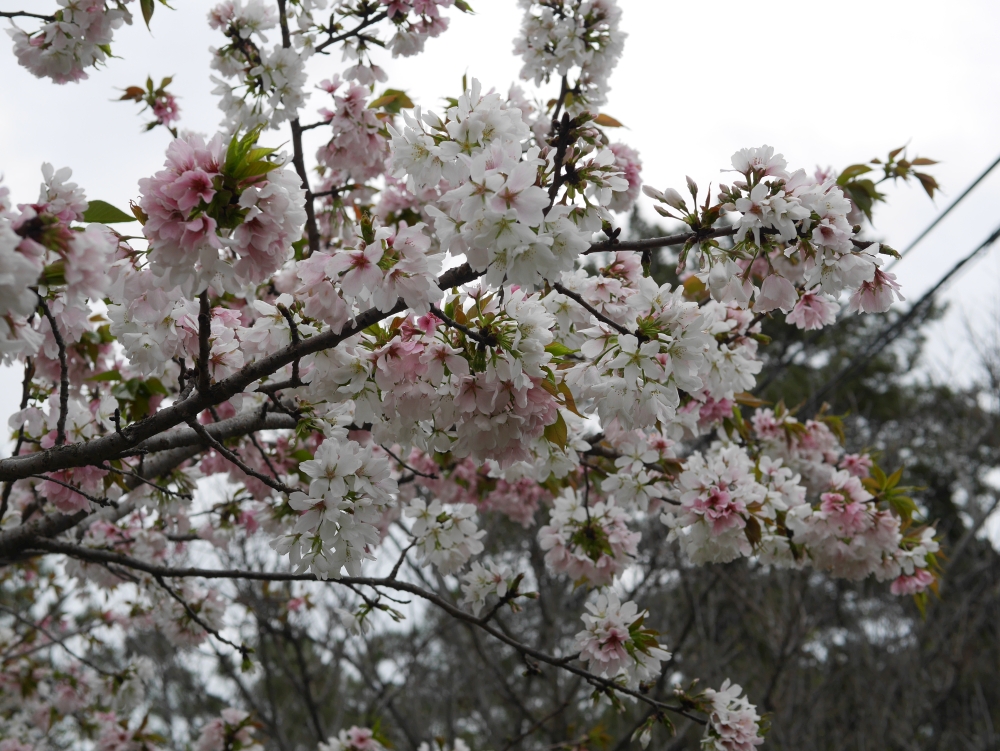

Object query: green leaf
[87,370,123,382]
[144,378,169,396]
[41,261,65,287]
[837,164,872,184]
[370,88,414,114]
[544,342,577,357]
[140,0,155,29]
[543,411,568,449]
[368,93,398,109]
[82,200,136,224]
[889,494,918,522]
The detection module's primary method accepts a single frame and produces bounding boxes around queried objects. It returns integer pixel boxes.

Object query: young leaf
[593,113,624,128]
[140,0,155,28]
[837,164,873,184]
[543,411,568,449]
[87,370,123,382]
[82,200,137,224]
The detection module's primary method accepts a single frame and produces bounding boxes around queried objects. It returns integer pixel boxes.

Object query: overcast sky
[2,0,1000,427]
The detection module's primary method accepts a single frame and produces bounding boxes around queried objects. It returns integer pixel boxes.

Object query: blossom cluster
[272,433,397,579]
[137,128,306,295]
[646,146,903,326]
[572,591,671,689]
[389,79,625,288]
[7,1,134,84]
[514,0,625,112]
[0,0,942,745]
[701,680,766,751]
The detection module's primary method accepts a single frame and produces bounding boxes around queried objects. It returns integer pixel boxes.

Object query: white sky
[1,0,1000,424]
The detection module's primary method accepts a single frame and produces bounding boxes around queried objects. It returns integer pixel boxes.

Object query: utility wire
[886,152,1000,270]
[798,222,1000,415]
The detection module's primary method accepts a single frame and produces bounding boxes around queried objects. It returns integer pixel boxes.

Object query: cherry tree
[0,1,944,749]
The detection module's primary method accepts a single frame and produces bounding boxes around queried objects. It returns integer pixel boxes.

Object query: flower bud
[686,175,698,198]
[662,187,688,212]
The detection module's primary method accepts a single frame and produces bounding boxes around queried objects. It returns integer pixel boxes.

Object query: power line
[798,222,1000,415]
[886,152,1000,270]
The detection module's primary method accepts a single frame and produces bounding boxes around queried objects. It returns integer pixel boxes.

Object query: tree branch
[37,297,69,445]
[26,539,705,724]
[276,303,302,386]
[185,419,296,494]
[276,0,321,254]
[0,358,34,524]
[585,226,736,255]
[129,411,296,456]
[197,290,212,394]
[0,603,116,677]
[315,10,389,53]
[0,262,481,484]
[27,474,114,508]
[0,11,56,21]
[551,282,635,339]
[430,305,497,347]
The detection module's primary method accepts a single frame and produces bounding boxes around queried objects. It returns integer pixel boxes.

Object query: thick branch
[0,414,294,558]
[0,263,480,483]
[129,411,296,456]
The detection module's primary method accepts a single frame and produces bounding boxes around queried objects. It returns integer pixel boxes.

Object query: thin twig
[307,184,359,200]
[0,11,56,21]
[315,10,388,53]
[28,474,114,508]
[186,419,295,494]
[248,433,281,479]
[0,603,116,677]
[380,444,437,479]
[0,358,34,523]
[500,700,573,751]
[277,0,321,254]
[97,463,193,500]
[276,303,302,385]
[388,540,417,580]
[551,282,636,339]
[37,297,69,445]
[27,539,705,724]
[429,305,497,347]
[152,575,248,657]
[585,226,737,255]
